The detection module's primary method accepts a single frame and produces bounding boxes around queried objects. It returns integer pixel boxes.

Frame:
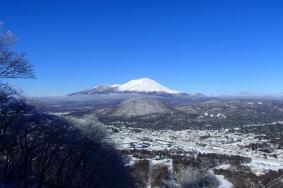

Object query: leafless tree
[163,167,219,188]
[0,24,132,187]
[0,24,34,79]
[66,113,108,143]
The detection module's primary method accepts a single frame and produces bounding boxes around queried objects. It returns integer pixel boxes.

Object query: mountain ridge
[69,78,180,96]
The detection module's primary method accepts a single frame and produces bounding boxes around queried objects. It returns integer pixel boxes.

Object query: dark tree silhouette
[0,24,34,79]
[0,24,132,188]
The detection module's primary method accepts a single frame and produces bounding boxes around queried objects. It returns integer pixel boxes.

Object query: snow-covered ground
[108,126,283,175]
[243,121,283,128]
[215,175,234,188]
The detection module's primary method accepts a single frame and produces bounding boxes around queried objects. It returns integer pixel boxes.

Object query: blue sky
[0,0,283,96]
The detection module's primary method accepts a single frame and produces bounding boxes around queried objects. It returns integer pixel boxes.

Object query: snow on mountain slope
[116,78,179,94]
[69,78,180,96]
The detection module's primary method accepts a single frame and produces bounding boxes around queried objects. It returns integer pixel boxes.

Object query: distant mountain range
[69,78,188,96]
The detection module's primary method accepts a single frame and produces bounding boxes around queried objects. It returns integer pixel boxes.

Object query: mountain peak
[117,78,179,94]
[69,78,180,96]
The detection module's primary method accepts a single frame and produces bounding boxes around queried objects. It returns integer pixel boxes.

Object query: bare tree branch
[0,25,34,79]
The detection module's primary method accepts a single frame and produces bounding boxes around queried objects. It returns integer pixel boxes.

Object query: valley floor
[107,125,283,187]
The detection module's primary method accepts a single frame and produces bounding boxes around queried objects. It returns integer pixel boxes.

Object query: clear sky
[0,0,283,96]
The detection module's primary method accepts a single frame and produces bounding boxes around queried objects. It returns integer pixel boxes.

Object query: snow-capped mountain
[115,78,179,94]
[69,78,179,95]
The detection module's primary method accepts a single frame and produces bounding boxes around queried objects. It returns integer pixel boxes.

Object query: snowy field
[108,126,283,176]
